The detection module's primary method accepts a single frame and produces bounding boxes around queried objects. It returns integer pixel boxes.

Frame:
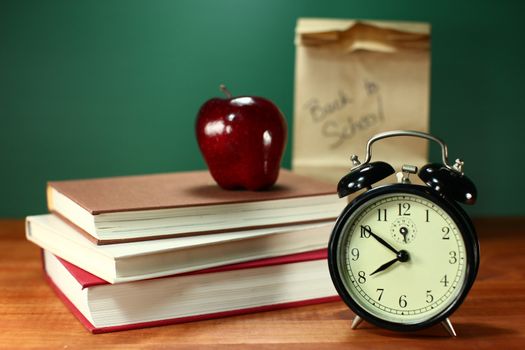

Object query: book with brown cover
[47,169,345,244]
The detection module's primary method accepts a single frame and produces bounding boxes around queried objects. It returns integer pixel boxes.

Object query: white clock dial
[338,193,467,324]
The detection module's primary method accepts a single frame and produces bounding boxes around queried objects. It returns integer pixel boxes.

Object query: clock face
[335,191,468,325]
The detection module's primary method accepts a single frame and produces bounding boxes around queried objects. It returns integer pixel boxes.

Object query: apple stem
[219,84,233,98]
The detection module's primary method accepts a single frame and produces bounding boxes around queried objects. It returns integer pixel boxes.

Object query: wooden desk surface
[0,218,524,349]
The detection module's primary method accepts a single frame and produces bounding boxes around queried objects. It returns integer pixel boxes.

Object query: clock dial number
[426,290,434,303]
[398,202,411,216]
[442,226,450,240]
[377,208,387,221]
[440,274,449,287]
[360,225,371,238]
[357,271,367,284]
[425,209,430,222]
[449,251,458,264]
[376,288,384,301]
[351,248,360,261]
[398,295,408,308]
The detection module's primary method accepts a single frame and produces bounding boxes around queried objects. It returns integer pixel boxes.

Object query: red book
[43,249,339,333]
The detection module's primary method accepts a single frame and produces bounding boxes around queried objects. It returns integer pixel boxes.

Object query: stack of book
[26,170,345,333]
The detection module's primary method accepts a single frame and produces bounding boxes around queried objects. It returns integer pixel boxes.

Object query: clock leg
[441,318,457,337]
[351,315,363,329]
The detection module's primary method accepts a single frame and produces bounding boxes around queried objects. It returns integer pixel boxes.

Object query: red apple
[196,85,287,190]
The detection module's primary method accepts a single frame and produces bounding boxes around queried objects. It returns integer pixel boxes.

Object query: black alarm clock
[328,130,479,337]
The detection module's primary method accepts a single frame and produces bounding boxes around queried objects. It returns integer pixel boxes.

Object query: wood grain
[0,218,524,349]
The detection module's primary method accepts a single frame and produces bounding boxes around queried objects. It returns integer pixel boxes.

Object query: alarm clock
[328,130,479,337]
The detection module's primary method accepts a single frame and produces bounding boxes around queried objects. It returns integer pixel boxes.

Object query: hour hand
[370,250,410,276]
[370,257,398,276]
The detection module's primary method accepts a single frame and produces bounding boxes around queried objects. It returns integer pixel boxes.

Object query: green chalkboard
[1,0,524,217]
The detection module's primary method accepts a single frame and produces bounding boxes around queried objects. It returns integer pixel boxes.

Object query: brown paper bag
[292,18,431,184]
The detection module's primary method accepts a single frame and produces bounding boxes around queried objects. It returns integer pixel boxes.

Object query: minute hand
[362,226,399,254]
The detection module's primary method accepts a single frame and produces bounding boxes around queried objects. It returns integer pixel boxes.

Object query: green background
[1,0,524,218]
